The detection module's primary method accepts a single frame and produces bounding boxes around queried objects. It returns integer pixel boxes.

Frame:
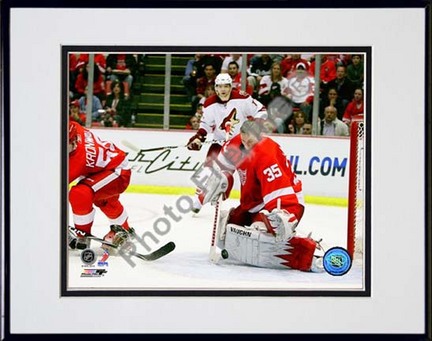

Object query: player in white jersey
[186,73,268,213]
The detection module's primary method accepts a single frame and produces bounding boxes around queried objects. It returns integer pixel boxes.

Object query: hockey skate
[102,225,136,253]
[68,226,91,250]
[191,191,204,214]
[191,199,202,214]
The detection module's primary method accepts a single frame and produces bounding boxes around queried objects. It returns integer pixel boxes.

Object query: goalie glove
[187,128,207,151]
[259,208,298,242]
[201,167,234,205]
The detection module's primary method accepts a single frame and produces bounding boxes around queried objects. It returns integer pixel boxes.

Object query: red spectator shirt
[343,100,364,123]
[74,73,105,95]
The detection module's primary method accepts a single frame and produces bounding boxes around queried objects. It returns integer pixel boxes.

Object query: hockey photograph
[4,4,429,338]
[62,48,370,296]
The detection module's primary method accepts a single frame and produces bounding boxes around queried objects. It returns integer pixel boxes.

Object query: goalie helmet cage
[347,117,365,259]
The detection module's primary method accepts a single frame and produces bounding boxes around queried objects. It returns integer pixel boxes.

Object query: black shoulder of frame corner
[0,0,430,9]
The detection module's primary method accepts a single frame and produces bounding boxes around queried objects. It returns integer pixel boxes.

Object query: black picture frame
[1,0,430,339]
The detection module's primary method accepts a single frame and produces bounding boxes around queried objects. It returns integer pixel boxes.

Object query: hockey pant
[69,168,131,235]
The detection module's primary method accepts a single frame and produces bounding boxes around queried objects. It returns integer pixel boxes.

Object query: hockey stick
[68,225,175,261]
[121,139,214,153]
[209,195,227,263]
[87,234,176,261]
[208,124,232,263]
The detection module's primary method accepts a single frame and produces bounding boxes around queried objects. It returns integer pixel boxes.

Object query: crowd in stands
[68,53,144,128]
[182,52,365,136]
[69,52,364,136]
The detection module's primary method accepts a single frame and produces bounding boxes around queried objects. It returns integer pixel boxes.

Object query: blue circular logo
[323,247,352,276]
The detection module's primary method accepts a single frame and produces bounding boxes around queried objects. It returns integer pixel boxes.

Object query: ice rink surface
[67,193,365,293]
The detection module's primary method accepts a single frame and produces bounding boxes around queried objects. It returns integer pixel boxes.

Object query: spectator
[343,88,364,127]
[198,84,216,106]
[286,63,315,121]
[220,54,243,73]
[103,79,132,128]
[202,54,224,74]
[268,54,285,63]
[346,54,364,89]
[280,54,310,79]
[106,54,137,93]
[74,63,106,102]
[185,114,201,130]
[193,62,217,113]
[185,103,204,130]
[319,87,345,120]
[182,54,205,102]
[78,88,103,122]
[287,110,308,134]
[194,103,204,120]
[302,122,313,135]
[258,61,290,107]
[75,53,107,77]
[309,54,337,90]
[247,54,273,95]
[319,106,349,136]
[324,65,355,110]
[69,99,86,126]
[227,61,254,95]
[69,54,79,98]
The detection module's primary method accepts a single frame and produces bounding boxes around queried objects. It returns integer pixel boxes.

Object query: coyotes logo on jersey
[219,108,240,135]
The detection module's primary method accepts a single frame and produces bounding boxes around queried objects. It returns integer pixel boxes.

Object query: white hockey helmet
[215,73,232,87]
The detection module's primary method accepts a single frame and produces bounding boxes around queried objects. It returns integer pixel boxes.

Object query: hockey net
[347,117,365,262]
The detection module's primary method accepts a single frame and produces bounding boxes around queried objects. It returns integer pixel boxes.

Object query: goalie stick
[208,124,232,263]
[209,195,226,263]
[68,225,175,261]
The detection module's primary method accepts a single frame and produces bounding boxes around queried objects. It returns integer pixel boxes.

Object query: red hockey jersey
[69,125,128,183]
[217,134,304,220]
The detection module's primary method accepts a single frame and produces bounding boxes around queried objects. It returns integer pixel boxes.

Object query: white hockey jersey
[200,89,268,142]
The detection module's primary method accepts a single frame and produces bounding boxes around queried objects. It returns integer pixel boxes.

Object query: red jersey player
[186,73,268,213]
[201,120,320,271]
[68,121,135,251]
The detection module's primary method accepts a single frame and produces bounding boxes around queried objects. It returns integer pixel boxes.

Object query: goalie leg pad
[275,236,317,271]
[224,224,317,271]
[224,224,285,269]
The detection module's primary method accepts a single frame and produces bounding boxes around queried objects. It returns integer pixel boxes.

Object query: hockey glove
[187,128,207,151]
[260,208,298,242]
[202,167,234,205]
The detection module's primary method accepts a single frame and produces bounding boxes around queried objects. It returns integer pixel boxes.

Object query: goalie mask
[240,120,264,150]
[214,73,233,102]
